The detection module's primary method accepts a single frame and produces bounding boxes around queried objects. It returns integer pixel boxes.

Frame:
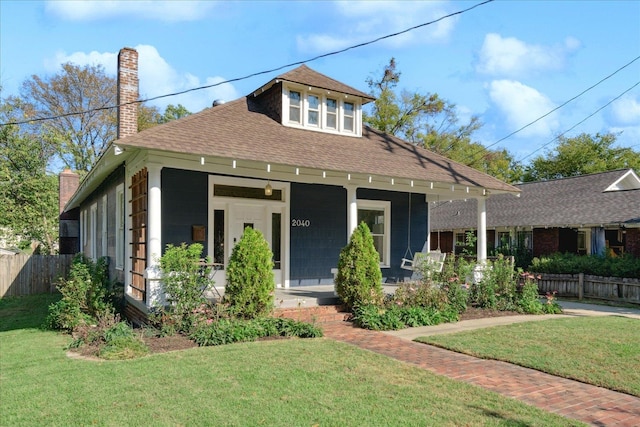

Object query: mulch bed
[67,307,522,359]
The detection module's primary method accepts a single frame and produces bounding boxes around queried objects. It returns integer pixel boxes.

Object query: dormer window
[283,86,362,137]
[326,98,337,129]
[344,102,354,132]
[308,94,320,126]
[289,91,301,124]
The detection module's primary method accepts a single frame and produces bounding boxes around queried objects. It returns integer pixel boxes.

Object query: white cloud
[43,45,239,112]
[297,1,456,53]
[45,0,216,22]
[488,80,559,137]
[610,94,640,126]
[476,33,581,76]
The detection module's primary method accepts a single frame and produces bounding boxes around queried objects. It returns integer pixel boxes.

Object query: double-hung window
[357,200,391,267]
[307,94,320,126]
[289,91,301,124]
[115,184,125,270]
[325,98,337,129]
[343,102,355,132]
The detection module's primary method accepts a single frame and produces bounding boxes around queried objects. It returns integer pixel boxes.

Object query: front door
[212,202,283,289]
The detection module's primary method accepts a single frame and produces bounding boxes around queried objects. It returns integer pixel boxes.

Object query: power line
[516,80,640,163]
[458,54,640,165]
[1,0,494,127]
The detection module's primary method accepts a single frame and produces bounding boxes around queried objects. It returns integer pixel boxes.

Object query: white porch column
[345,185,358,239]
[477,196,487,263]
[145,163,163,307]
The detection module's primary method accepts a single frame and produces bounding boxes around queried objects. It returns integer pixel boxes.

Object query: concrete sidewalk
[384,300,640,340]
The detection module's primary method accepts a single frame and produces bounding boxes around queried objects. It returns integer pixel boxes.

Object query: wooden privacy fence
[0,254,74,298]
[537,273,640,304]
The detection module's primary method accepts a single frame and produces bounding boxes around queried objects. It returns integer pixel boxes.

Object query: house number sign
[291,219,311,227]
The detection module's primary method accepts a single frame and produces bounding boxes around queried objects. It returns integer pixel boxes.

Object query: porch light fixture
[265,181,273,196]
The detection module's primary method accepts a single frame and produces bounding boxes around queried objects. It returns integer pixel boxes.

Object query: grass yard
[417,316,640,397]
[0,295,584,427]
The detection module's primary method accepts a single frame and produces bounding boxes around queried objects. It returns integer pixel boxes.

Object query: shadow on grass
[469,404,542,427]
[0,293,60,332]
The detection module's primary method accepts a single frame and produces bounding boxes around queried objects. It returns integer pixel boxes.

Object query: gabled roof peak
[254,64,375,103]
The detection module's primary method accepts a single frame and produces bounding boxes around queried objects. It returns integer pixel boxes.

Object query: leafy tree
[364,58,521,183]
[523,133,640,182]
[158,104,191,124]
[335,222,383,310]
[16,63,118,173]
[12,64,191,173]
[0,100,58,253]
[225,227,275,319]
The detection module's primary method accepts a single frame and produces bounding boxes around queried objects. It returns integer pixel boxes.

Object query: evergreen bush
[335,222,383,310]
[225,227,275,319]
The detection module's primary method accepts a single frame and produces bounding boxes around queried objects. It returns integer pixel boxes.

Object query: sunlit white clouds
[44,45,239,113]
[297,1,456,53]
[488,80,559,138]
[609,93,640,126]
[45,0,216,22]
[476,33,581,77]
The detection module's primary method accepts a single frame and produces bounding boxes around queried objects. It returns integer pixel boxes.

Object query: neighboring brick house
[429,169,640,259]
[59,47,519,318]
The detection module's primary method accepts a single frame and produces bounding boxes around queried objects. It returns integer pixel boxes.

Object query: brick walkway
[322,321,640,426]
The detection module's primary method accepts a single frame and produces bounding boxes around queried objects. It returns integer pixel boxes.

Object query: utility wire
[458,54,640,165]
[1,0,494,127]
[516,80,640,163]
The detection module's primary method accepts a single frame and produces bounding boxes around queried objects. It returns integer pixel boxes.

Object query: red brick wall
[117,47,139,139]
[625,228,640,258]
[58,168,79,214]
[533,228,559,257]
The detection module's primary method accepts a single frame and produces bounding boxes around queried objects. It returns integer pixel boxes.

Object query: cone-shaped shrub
[225,227,275,319]
[335,222,383,310]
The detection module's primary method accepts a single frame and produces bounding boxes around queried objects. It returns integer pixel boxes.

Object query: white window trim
[81,209,87,250]
[282,84,362,137]
[115,184,125,270]
[101,195,108,258]
[89,203,97,260]
[357,199,391,268]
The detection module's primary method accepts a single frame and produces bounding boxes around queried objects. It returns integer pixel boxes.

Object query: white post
[477,196,487,263]
[144,163,164,307]
[345,185,358,239]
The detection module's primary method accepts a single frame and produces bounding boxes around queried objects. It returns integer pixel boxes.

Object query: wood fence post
[578,273,584,300]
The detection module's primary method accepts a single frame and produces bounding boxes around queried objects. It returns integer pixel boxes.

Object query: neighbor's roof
[430,169,640,230]
[116,95,518,194]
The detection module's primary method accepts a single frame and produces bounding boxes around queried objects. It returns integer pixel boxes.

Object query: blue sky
[1,0,639,167]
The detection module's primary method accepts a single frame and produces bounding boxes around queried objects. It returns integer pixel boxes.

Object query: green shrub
[225,227,275,319]
[66,312,149,360]
[335,222,383,310]
[46,254,113,331]
[517,279,543,314]
[158,243,211,333]
[530,252,640,278]
[351,304,458,331]
[189,317,323,346]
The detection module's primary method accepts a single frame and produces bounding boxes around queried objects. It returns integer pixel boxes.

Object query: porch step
[274,305,351,324]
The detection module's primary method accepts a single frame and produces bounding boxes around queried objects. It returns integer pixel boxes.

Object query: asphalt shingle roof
[276,65,375,102]
[117,65,518,194]
[430,169,640,230]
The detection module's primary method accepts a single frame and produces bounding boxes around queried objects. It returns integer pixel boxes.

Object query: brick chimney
[117,47,139,139]
[59,168,80,254]
[58,168,79,214]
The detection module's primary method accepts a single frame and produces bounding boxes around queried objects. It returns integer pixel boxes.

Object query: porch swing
[400,193,446,277]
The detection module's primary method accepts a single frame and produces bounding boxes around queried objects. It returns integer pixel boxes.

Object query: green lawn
[0,295,584,427]
[418,316,640,397]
